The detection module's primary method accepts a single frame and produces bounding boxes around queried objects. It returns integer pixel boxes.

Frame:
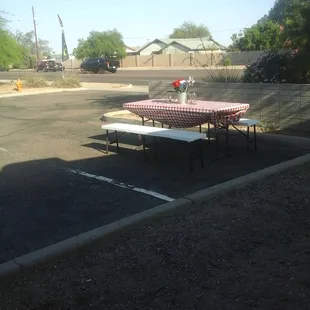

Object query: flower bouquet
[172,76,195,104]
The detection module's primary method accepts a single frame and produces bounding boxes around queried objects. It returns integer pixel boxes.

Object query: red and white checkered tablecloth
[123,99,250,129]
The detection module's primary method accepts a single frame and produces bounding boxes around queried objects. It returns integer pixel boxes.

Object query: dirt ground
[0,83,17,93]
[0,83,56,95]
[0,161,310,309]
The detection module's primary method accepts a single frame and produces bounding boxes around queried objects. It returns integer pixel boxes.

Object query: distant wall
[63,59,82,69]
[62,51,265,69]
[121,51,264,68]
[149,81,310,132]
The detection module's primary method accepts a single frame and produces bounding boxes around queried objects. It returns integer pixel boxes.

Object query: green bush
[242,49,310,84]
[52,74,81,88]
[223,57,232,66]
[24,75,48,88]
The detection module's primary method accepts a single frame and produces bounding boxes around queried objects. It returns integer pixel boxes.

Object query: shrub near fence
[149,81,310,132]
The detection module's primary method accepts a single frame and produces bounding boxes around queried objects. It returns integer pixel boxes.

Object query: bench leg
[246,126,250,153]
[154,136,158,160]
[200,140,204,168]
[115,130,119,153]
[225,126,229,157]
[254,125,257,151]
[215,130,219,158]
[207,122,211,144]
[105,130,109,154]
[189,144,193,172]
[142,135,146,159]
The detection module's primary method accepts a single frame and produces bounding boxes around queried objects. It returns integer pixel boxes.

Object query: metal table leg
[105,130,109,154]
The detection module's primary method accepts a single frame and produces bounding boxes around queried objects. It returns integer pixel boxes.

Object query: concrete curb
[0,153,310,279]
[185,153,310,203]
[0,198,192,278]
[0,87,88,98]
[118,83,132,88]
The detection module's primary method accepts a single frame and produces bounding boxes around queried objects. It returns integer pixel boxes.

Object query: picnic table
[123,99,250,129]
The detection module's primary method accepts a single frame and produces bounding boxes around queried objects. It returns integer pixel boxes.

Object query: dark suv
[80,57,120,73]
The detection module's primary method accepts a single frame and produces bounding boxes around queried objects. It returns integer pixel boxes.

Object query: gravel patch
[1,162,310,309]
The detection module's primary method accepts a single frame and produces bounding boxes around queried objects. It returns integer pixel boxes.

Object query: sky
[2,0,276,54]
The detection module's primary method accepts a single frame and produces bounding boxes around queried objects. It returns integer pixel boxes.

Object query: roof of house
[125,45,138,52]
[135,37,221,53]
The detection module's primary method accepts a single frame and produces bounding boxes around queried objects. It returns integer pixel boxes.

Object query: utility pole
[32,6,40,62]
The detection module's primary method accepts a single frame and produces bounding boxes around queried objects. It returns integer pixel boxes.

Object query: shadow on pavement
[84,93,148,111]
[1,132,310,264]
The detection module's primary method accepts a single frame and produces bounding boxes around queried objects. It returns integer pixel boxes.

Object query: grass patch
[52,74,81,88]
[259,121,280,133]
[24,75,48,88]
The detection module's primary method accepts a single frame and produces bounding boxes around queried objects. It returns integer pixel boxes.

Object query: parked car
[80,57,120,73]
[55,62,65,71]
[36,60,57,72]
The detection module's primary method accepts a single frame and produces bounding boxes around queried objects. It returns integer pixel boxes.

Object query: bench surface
[102,123,205,142]
[237,118,259,126]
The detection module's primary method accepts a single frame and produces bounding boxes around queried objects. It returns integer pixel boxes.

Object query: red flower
[172,79,181,88]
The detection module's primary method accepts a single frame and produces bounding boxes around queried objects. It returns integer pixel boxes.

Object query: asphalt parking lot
[1,90,310,264]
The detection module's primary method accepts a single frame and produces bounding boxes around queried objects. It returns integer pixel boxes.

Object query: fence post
[135,55,139,67]
[152,54,156,67]
[190,53,193,67]
[169,54,174,67]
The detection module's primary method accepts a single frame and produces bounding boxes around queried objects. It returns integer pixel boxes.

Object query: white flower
[187,75,195,86]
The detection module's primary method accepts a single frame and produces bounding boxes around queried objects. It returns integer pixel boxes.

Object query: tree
[267,0,299,23]
[230,20,283,51]
[169,21,211,39]
[0,12,22,69]
[73,29,126,60]
[0,10,9,29]
[15,30,53,57]
[280,0,310,50]
[280,0,310,78]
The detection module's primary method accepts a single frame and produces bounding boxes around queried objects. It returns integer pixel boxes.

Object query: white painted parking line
[66,168,174,202]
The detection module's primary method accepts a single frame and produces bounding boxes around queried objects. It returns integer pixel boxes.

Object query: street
[0,68,245,85]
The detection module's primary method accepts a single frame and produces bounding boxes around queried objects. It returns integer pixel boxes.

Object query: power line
[32,6,40,62]
[122,28,244,40]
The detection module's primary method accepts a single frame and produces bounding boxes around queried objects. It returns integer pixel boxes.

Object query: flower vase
[178,92,188,104]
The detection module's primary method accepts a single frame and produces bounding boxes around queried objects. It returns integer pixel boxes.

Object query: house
[125,46,139,55]
[134,38,222,55]
[52,54,75,62]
